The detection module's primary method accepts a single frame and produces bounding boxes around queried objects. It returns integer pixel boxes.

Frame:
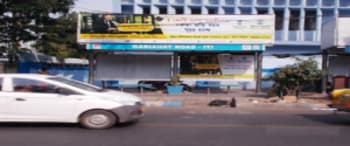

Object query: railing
[275,30,283,41]
[304,31,317,42]
[288,31,299,41]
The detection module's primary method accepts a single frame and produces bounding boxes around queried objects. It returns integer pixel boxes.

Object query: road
[0,108,349,146]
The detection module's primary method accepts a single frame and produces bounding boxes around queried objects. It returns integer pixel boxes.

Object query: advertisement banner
[78,13,275,45]
[180,54,255,80]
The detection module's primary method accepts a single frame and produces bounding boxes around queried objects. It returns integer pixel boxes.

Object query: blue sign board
[87,43,265,51]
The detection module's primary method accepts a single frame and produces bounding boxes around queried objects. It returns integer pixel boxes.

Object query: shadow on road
[0,121,139,129]
[0,123,79,128]
[300,113,350,126]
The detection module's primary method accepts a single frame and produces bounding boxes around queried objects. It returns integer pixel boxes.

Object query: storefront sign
[78,13,275,45]
[87,43,265,51]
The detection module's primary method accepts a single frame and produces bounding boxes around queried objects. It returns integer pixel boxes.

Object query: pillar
[256,51,263,93]
[321,50,329,93]
[88,51,96,84]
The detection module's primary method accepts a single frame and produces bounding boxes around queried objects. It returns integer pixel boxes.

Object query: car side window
[13,78,80,95]
[13,78,59,93]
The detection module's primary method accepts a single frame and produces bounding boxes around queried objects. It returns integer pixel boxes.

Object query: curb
[146,101,183,107]
[145,100,330,110]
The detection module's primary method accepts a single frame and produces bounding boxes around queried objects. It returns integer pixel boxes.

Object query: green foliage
[0,0,79,58]
[34,12,87,59]
[170,74,181,86]
[265,57,323,96]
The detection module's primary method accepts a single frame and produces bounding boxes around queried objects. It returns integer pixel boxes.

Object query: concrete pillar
[255,51,263,93]
[283,8,290,41]
[172,52,179,76]
[316,9,322,42]
[299,8,305,41]
[322,50,329,93]
[88,51,96,84]
[168,5,176,14]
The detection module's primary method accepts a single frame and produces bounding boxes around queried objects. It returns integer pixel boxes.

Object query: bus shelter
[78,13,275,92]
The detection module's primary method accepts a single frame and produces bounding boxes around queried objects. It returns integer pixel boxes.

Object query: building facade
[113,0,350,54]
[79,0,350,90]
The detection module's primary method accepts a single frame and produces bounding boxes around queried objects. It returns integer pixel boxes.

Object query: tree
[0,0,75,56]
[266,57,323,97]
[34,12,86,59]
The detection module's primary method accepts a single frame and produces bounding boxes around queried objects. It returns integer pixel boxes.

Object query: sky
[73,0,114,13]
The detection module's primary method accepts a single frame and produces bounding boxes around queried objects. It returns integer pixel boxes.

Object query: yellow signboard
[78,13,275,44]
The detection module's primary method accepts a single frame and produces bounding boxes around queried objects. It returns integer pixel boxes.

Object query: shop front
[321,17,350,91]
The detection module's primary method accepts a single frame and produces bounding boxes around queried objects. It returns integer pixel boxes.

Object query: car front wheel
[80,110,117,129]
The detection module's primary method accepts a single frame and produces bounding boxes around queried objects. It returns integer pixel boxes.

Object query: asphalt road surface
[0,108,349,146]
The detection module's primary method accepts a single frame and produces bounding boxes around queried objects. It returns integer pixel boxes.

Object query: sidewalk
[131,89,331,111]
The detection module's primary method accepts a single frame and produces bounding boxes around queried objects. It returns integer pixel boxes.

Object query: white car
[0,74,145,129]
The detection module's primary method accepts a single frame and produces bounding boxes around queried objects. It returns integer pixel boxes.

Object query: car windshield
[48,77,104,92]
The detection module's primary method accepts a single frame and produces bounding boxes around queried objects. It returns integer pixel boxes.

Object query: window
[13,78,60,93]
[175,0,184,4]
[49,77,103,93]
[322,9,334,23]
[305,10,316,30]
[257,9,268,14]
[339,10,350,17]
[143,6,151,14]
[240,0,252,5]
[159,7,167,14]
[175,7,184,14]
[257,0,269,6]
[224,7,235,14]
[289,10,300,30]
[306,0,318,6]
[290,0,301,6]
[191,7,202,14]
[158,0,168,3]
[275,10,284,30]
[225,0,235,5]
[208,0,219,5]
[121,5,134,14]
[340,0,350,7]
[191,0,202,5]
[322,0,334,7]
[208,7,218,14]
[240,7,252,14]
[274,0,286,6]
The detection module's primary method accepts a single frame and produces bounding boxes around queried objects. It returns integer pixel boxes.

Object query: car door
[4,77,81,122]
[0,77,12,120]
